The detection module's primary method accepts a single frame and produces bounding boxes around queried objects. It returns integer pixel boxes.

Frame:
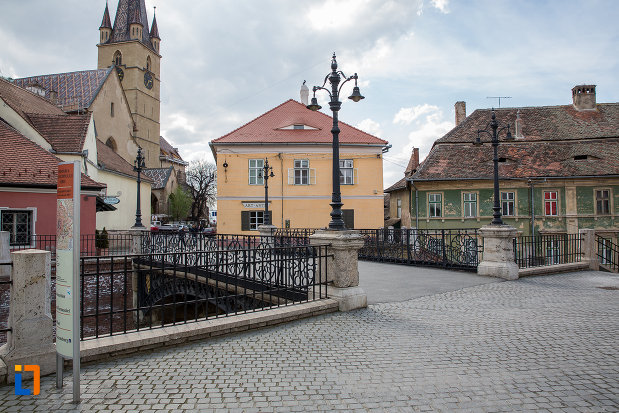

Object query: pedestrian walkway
[1,270,617,412]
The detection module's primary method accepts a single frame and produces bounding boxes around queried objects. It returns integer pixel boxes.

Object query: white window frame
[428,193,442,218]
[249,211,264,230]
[463,192,477,218]
[288,160,316,185]
[501,191,515,216]
[248,159,264,185]
[544,191,558,216]
[397,198,402,219]
[339,159,356,185]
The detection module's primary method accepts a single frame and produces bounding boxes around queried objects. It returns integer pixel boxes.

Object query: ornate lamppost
[474,110,513,225]
[306,53,364,230]
[133,147,146,228]
[259,158,275,226]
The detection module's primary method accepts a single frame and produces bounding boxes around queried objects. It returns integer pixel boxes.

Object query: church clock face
[144,71,153,89]
[116,66,124,81]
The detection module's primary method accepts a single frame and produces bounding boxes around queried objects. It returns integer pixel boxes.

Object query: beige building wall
[215,145,385,234]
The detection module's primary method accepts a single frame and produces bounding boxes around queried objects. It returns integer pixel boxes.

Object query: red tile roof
[96,140,152,183]
[159,136,185,163]
[27,113,91,153]
[0,78,65,130]
[13,68,112,113]
[0,119,104,190]
[384,177,407,193]
[413,104,619,181]
[212,99,388,146]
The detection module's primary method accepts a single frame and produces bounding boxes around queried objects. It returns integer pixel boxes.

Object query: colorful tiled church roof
[100,3,112,29]
[12,68,112,113]
[143,167,172,189]
[150,12,160,39]
[0,119,104,190]
[106,0,157,52]
[211,99,388,146]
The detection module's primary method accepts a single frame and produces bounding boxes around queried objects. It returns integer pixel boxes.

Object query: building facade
[210,99,389,234]
[387,86,619,239]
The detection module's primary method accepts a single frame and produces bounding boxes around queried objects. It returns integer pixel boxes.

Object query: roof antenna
[487,96,512,108]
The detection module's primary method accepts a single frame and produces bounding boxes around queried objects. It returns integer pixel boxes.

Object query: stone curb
[518,261,589,277]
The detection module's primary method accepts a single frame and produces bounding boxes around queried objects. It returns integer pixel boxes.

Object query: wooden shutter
[241,211,250,231]
[353,168,358,185]
[288,168,294,185]
[310,168,316,185]
[342,209,354,229]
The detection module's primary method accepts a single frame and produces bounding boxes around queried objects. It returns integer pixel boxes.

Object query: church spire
[108,0,155,51]
[100,2,112,29]
[150,7,160,40]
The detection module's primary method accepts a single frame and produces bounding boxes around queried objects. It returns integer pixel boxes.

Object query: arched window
[113,51,122,66]
[110,102,114,117]
[146,56,151,72]
[105,137,117,152]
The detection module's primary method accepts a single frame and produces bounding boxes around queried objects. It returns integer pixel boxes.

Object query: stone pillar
[129,228,149,255]
[478,224,519,280]
[579,229,599,271]
[0,250,55,384]
[129,228,149,327]
[257,225,277,247]
[309,229,367,311]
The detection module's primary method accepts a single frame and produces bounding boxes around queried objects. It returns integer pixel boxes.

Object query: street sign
[103,196,120,205]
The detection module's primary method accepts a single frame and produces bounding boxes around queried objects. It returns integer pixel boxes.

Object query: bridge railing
[356,228,482,271]
[514,234,583,268]
[78,244,330,340]
[596,235,618,272]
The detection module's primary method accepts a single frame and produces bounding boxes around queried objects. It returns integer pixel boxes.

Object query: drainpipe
[528,179,535,237]
[410,179,419,230]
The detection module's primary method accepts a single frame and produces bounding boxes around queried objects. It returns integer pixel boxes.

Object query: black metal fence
[514,234,583,268]
[274,228,319,238]
[8,233,133,258]
[596,235,618,272]
[0,263,11,342]
[356,228,482,271]
[79,245,330,340]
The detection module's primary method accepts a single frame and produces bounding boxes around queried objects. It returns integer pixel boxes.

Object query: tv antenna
[487,96,512,108]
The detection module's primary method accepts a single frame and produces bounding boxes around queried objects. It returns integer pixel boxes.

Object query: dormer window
[293,124,304,130]
[574,155,588,161]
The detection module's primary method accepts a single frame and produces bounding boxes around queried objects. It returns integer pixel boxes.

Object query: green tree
[168,186,192,221]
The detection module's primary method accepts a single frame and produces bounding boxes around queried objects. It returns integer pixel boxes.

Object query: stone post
[129,228,149,326]
[477,224,519,280]
[0,250,55,384]
[309,229,366,311]
[257,224,277,247]
[579,229,599,271]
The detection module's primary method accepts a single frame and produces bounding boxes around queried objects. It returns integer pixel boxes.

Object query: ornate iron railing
[274,228,319,238]
[596,235,618,273]
[356,228,482,271]
[514,234,583,268]
[78,245,330,340]
[8,233,133,258]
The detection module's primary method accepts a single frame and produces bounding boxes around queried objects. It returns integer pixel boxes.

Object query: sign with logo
[242,202,266,209]
[14,365,40,396]
[56,161,81,402]
[103,196,120,205]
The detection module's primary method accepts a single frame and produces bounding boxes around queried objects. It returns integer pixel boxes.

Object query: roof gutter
[407,175,619,182]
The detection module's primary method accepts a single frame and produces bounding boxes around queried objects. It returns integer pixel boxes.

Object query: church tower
[97,0,161,168]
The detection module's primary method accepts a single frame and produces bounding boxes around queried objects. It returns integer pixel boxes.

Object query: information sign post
[55,161,81,403]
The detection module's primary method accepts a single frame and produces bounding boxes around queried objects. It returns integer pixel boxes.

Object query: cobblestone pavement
[1,271,618,412]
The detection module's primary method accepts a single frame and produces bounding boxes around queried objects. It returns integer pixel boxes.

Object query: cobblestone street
[1,271,618,412]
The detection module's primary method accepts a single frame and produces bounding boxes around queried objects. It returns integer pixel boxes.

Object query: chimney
[455,101,466,125]
[405,147,420,176]
[572,85,596,110]
[49,90,58,105]
[514,110,523,138]
[300,81,309,106]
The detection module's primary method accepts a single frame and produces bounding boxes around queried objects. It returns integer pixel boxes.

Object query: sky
[0,0,618,188]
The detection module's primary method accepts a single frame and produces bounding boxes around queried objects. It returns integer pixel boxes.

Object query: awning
[96,196,117,212]
[384,218,401,227]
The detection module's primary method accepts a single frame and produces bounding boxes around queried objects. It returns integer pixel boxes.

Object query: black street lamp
[475,110,513,225]
[133,147,146,228]
[258,158,275,226]
[306,53,364,230]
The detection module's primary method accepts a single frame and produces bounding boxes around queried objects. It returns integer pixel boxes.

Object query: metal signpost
[55,161,81,403]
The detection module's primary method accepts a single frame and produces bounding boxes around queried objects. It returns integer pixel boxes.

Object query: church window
[113,51,122,66]
[110,102,114,117]
[146,56,151,71]
[106,137,117,152]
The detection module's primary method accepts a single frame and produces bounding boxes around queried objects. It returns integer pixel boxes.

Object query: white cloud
[393,104,438,125]
[357,118,382,137]
[430,0,449,13]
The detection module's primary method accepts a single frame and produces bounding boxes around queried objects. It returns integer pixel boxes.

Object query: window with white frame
[249,211,264,230]
[463,192,477,218]
[397,198,402,218]
[544,191,558,216]
[339,159,354,185]
[1,210,33,246]
[428,193,442,218]
[248,159,264,185]
[294,159,309,185]
[596,189,610,215]
[501,192,515,216]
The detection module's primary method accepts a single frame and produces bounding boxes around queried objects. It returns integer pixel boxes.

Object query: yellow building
[210,99,389,234]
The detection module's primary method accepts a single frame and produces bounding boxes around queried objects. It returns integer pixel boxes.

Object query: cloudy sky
[1,0,617,188]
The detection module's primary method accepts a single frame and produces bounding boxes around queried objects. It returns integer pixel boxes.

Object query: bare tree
[185,160,217,223]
